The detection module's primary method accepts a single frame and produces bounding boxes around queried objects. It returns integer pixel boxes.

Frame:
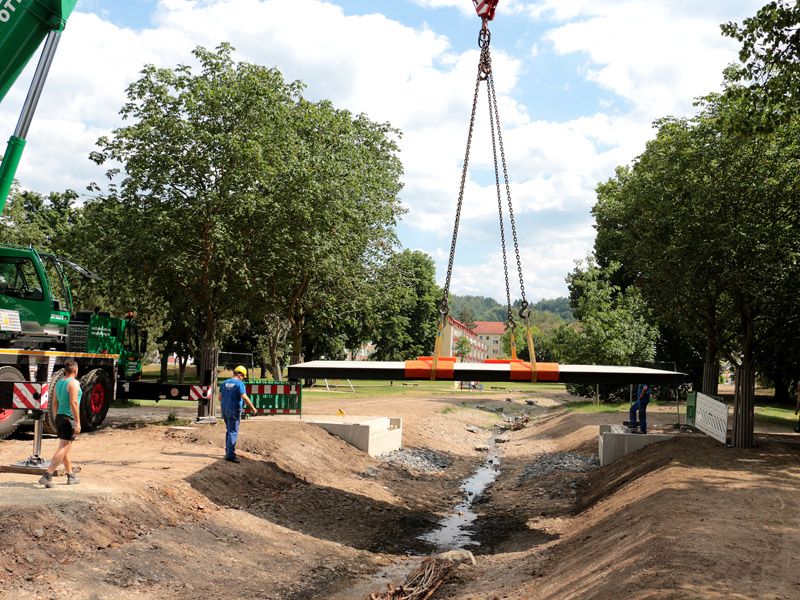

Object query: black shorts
[55,414,78,441]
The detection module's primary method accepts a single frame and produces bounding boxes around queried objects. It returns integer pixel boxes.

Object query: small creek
[331,434,502,598]
[418,435,501,551]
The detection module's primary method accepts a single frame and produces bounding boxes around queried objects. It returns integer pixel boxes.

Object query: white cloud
[535,2,760,119]
[410,0,474,16]
[0,0,765,300]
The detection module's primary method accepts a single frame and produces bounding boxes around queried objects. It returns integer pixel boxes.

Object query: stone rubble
[378,447,453,473]
[519,452,600,481]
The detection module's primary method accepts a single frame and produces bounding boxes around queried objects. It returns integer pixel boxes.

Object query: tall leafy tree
[87,45,404,366]
[244,96,404,365]
[371,250,440,361]
[457,306,477,330]
[592,93,800,447]
[552,258,658,376]
[89,44,301,352]
[722,1,800,121]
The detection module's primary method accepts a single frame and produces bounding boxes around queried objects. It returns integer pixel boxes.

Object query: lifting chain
[438,22,489,322]
[434,13,537,376]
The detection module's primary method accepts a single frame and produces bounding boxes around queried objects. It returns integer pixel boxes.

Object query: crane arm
[0,0,78,212]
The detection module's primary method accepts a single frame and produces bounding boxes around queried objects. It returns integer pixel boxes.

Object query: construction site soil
[1,387,799,599]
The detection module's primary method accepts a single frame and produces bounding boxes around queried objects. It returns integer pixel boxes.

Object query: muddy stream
[330,434,501,599]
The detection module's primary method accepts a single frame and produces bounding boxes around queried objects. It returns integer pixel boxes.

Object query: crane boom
[0,0,78,212]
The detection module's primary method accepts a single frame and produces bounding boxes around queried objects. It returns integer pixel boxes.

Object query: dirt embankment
[1,392,799,600]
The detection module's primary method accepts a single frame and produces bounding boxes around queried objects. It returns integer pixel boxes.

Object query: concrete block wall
[598,424,674,466]
[309,417,402,457]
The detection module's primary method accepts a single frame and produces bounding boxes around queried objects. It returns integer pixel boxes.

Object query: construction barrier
[685,391,697,428]
[244,380,302,416]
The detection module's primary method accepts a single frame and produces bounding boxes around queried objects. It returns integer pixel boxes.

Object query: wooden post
[731,367,754,448]
[198,348,218,419]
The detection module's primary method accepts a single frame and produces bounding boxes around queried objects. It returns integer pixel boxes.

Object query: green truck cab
[0,245,71,345]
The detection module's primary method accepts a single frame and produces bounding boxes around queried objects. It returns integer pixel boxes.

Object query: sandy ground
[0,388,799,599]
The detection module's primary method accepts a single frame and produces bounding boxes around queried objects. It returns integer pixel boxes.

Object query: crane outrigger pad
[287,361,687,386]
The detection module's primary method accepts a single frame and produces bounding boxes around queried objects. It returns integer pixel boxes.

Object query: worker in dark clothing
[628,383,651,434]
[219,366,257,463]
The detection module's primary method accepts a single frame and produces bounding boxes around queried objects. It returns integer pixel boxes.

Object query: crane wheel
[0,366,26,440]
[42,369,66,435]
[79,369,113,431]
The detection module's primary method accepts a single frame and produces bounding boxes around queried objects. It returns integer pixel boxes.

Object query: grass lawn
[115,373,567,406]
[754,405,799,428]
[300,379,566,401]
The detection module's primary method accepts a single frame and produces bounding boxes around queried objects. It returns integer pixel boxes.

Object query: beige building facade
[473,321,506,359]
[441,316,488,362]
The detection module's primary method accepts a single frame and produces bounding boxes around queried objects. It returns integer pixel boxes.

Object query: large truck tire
[0,366,26,439]
[79,369,112,431]
[42,369,66,435]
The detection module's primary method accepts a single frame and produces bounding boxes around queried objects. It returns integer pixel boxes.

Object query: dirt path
[1,390,799,599]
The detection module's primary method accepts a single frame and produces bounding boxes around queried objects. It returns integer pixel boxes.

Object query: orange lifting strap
[485,359,559,382]
[407,356,455,379]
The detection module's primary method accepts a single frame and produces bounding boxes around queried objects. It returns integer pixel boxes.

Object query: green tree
[457,306,477,330]
[87,45,404,367]
[371,250,440,361]
[454,336,473,362]
[88,44,301,354]
[592,94,800,447]
[552,258,658,401]
[255,96,404,365]
[722,1,800,123]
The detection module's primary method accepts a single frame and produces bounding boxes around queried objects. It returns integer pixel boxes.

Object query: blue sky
[0,0,766,303]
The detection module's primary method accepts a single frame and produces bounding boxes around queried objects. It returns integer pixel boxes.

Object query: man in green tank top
[39,360,82,488]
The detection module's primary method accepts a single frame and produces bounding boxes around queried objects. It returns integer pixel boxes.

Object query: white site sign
[696,393,729,444]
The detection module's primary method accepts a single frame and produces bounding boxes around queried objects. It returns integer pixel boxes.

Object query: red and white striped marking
[189,386,209,402]
[472,0,498,19]
[245,383,300,395]
[12,383,44,410]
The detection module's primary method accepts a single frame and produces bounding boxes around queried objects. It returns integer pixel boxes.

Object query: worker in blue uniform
[219,365,257,463]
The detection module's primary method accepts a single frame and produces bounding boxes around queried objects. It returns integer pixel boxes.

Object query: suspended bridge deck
[287,360,687,386]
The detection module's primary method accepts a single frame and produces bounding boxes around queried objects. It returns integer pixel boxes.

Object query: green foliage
[500,325,558,363]
[371,250,440,361]
[721,2,800,129]
[84,44,404,371]
[501,325,526,358]
[456,305,477,330]
[552,258,658,401]
[454,336,472,360]
[449,293,574,324]
[591,90,800,442]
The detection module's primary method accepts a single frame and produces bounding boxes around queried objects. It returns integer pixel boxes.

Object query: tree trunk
[731,366,755,448]
[178,354,187,384]
[160,343,170,381]
[290,327,303,365]
[701,340,718,396]
[268,333,282,380]
[288,306,305,365]
[773,377,790,405]
[198,347,218,419]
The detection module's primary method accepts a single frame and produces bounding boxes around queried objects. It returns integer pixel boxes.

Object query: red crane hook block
[473,0,498,20]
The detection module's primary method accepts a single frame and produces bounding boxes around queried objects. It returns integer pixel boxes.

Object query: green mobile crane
[0,2,208,448]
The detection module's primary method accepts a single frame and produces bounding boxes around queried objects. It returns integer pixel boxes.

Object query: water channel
[418,435,501,551]
[331,434,502,598]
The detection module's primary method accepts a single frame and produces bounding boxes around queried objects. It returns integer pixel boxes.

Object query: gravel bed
[519,452,600,481]
[378,447,453,473]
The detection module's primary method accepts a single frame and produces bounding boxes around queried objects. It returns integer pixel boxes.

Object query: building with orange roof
[473,321,506,359]
[442,315,488,362]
